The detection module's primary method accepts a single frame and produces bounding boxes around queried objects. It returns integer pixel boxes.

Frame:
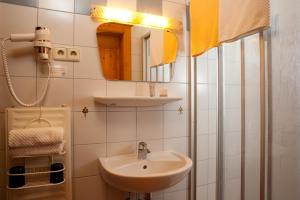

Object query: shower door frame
[190,29,273,200]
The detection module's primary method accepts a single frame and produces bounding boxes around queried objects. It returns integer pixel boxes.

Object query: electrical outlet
[67,48,80,62]
[53,47,67,60]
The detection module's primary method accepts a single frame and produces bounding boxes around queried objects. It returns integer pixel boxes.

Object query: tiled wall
[196,48,218,200]
[0,0,190,199]
[222,40,242,200]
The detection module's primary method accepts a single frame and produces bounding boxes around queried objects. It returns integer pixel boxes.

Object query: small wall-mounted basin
[98,151,192,192]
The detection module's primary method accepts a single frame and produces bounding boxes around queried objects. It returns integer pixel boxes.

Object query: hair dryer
[10,27,52,61]
[1,27,52,107]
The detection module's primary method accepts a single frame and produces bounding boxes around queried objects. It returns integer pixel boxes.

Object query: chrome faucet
[138,142,151,160]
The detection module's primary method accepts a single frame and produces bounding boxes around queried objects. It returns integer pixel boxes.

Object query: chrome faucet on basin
[138,142,151,160]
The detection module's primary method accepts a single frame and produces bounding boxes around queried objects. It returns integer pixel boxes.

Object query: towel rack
[5,107,72,200]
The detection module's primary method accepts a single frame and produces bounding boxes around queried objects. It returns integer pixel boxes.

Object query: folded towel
[9,127,64,148]
[9,143,64,157]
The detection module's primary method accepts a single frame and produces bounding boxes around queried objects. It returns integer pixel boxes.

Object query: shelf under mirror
[94,96,182,107]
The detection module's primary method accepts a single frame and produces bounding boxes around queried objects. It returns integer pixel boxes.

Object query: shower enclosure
[192,32,271,200]
[192,0,300,199]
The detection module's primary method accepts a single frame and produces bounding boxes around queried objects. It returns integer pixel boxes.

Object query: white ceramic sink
[99,151,192,192]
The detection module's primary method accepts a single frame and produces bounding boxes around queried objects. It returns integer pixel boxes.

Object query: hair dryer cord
[1,38,51,107]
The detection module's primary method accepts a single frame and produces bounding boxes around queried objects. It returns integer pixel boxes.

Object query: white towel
[9,143,64,157]
[9,127,64,148]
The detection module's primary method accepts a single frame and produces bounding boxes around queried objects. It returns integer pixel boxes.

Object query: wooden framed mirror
[96,22,178,82]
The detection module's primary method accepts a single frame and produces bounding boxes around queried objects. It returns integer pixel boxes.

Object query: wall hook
[178,106,183,114]
[82,106,89,118]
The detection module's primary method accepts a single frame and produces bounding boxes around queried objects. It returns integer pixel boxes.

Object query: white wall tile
[207,48,218,60]
[107,141,136,156]
[0,76,36,111]
[197,84,209,111]
[209,109,217,134]
[164,111,187,138]
[224,132,241,156]
[197,134,209,161]
[39,0,74,13]
[74,143,106,177]
[107,81,136,97]
[164,83,187,110]
[209,134,216,158]
[208,184,216,200]
[137,111,163,140]
[165,189,188,200]
[197,54,208,84]
[0,77,12,111]
[163,0,186,20]
[137,0,162,15]
[223,109,241,132]
[0,3,37,38]
[74,14,99,47]
[197,160,208,186]
[197,185,208,200]
[38,9,74,45]
[107,0,136,11]
[37,78,73,107]
[0,42,37,77]
[164,137,188,155]
[73,79,106,111]
[74,111,106,145]
[224,179,241,200]
[74,46,103,79]
[107,112,136,142]
[208,85,217,109]
[74,175,106,200]
[224,85,241,109]
[208,59,217,84]
[223,41,241,63]
[0,3,37,77]
[225,156,241,180]
[208,158,216,183]
[197,110,209,135]
[224,61,241,85]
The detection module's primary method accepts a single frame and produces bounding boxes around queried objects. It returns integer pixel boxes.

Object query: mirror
[96,22,178,82]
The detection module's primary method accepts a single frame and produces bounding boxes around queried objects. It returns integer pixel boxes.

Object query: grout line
[105,102,108,157]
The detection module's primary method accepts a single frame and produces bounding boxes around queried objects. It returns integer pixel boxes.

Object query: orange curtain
[163,31,178,64]
[190,0,219,57]
[190,0,270,57]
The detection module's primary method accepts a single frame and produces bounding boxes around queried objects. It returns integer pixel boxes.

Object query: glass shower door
[195,33,265,200]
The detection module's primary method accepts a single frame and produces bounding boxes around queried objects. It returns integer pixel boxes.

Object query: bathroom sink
[98,151,192,192]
